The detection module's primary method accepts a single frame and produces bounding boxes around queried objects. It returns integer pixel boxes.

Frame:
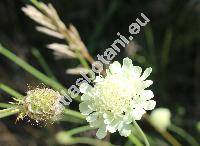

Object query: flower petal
[131,108,146,120]
[122,57,133,70]
[123,112,133,124]
[79,101,92,115]
[79,83,91,93]
[109,61,122,74]
[143,100,156,110]
[96,124,107,139]
[106,124,117,133]
[140,90,154,100]
[86,112,98,122]
[132,66,142,78]
[142,80,153,88]
[103,113,114,124]
[140,67,152,80]
[119,124,132,137]
[106,118,121,133]
[90,118,103,127]
[81,94,91,101]
[94,76,104,83]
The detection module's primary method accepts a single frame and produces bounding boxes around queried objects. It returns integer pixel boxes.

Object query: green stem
[75,50,90,69]
[124,140,133,146]
[31,48,57,81]
[0,107,19,118]
[0,103,14,108]
[60,116,85,124]
[128,134,144,146]
[144,114,181,146]
[65,125,94,136]
[0,45,64,91]
[57,126,112,146]
[69,137,114,146]
[169,124,199,146]
[133,120,150,146]
[64,109,85,120]
[0,44,80,102]
[30,0,42,9]
[0,83,23,99]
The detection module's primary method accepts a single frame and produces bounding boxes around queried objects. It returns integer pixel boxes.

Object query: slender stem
[0,103,14,108]
[57,126,113,146]
[128,134,144,146]
[75,50,90,69]
[169,124,199,146]
[65,125,94,136]
[69,137,114,146]
[0,45,64,90]
[144,114,182,146]
[31,48,57,81]
[64,109,85,120]
[133,120,150,146]
[124,140,133,146]
[0,45,80,102]
[0,107,19,118]
[30,0,42,9]
[60,116,85,124]
[0,83,23,99]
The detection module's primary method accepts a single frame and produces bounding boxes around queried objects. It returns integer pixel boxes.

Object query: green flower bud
[18,87,64,123]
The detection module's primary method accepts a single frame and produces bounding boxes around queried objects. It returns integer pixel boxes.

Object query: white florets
[79,57,156,139]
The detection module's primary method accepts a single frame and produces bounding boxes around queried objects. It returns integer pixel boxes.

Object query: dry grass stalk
[22,1,94,64]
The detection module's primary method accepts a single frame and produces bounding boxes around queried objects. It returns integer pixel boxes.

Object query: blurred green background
[0,0,199,145]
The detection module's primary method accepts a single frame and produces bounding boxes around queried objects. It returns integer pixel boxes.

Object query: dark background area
[0,0,199,145]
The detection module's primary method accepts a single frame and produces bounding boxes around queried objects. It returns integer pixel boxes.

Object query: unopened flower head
[18,87,64,123]
[79,57,156,139]
[150,108,171,131]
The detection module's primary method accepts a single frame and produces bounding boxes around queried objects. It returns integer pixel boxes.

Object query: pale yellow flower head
[79,57,156,139]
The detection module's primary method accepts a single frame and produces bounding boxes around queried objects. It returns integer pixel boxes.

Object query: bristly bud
[18,87,64,123]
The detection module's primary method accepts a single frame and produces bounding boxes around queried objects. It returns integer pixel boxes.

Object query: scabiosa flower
[79,57,156,139]
[17,87,64,123]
